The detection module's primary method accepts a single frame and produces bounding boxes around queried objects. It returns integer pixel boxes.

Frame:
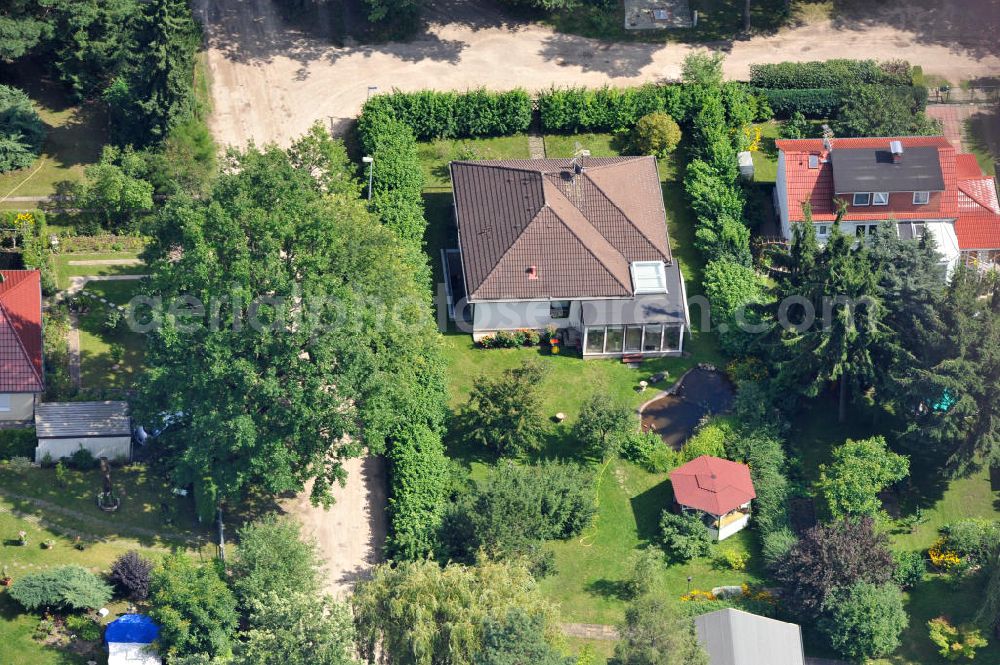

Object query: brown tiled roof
[0,270,44,393]
[451,157,673,300]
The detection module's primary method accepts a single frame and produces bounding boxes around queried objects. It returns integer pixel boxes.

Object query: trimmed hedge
[760,88,844,119]
[538,84,688,133]
[762,85,928,119]
[749,59,912,89]
[385,423,449,559]
[359,89,532,140]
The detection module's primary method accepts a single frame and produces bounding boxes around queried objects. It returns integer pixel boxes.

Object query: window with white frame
[818,225,829,237]
[630,261,667,294]
[872,192,889,206]
[913,191,930,205]
[0,394,10,412]
[852,192,871,206]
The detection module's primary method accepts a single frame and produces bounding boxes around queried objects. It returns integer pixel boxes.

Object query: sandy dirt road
[279,455,387,599]
[196,0,1000,148]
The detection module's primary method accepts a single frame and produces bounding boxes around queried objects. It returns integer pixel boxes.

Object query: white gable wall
[108,642,161,665]
[0,393,36,421]
[35,436,131,463]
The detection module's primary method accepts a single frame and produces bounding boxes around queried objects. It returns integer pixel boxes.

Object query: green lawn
[76,280,146,391]
[416,134,531,189]
[0,464,211,665]
[750,121,780,184]
[0,63,106,201]
[54,253,145,290]
[540,459,762,625]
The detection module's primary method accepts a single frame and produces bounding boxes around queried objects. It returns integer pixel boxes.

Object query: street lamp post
[686,576,693,593]
[362,155,374,200]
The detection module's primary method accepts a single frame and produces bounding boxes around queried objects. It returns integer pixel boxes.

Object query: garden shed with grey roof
[34,401,132,463]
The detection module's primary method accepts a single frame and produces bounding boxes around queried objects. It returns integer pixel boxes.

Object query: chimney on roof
[890,140,904,163]
[527,265,538,280]
[821,124,834,154]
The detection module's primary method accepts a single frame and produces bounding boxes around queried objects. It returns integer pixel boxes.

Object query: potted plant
[1,565,11,586]
[41,539,54,550]
[545,324,559,346]
[16,531,27,547]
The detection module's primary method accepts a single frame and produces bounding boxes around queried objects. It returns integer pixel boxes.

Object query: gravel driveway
[195,0,1000,148]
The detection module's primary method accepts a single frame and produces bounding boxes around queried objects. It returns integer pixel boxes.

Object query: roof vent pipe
[890,140,904,163]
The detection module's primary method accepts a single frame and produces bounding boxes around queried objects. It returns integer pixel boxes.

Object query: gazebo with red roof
[0,270,44,422]
[670,455,756,541]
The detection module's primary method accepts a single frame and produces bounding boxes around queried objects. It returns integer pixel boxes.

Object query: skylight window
[873,192,889,206]
[808,154,819,169]
[631,261,667,294]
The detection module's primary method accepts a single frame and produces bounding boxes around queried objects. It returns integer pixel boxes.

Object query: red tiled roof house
[0,270,44,421]
[449,157,690,357]
[775,136,1000,272]
[670,455,756,541]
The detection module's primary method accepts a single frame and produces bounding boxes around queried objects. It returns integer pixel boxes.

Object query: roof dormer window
[913,191,930,205]
[852,192,871,206]
[631,261,667,294]
[872,192,889,206]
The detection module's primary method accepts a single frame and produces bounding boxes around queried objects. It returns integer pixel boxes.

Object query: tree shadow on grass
[586,578,632,601]
[630,478,673,545]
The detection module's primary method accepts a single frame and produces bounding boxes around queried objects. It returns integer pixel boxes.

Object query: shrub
[149,554,238,659]
[8,565,112,611]
[928,616,988,660]
[574,394,635,460]
[7,456,32,473]
[385,423,448,559]
[231,514,321,607]
[941,519,1000,565]
[0,84,45,173]
[462,459,595,560]
[0,428,38,460]
[625,548,663,599]
[892,550,925,590]
[463,361,547,457]
[819,581,907,661]
[631,112,681,157]
[779,111,810,139]
[110,550,154,600]
[748,59,912,89]
[681,419,731,462]
[68,445,98,470]
[64,614,101,641]
[659,511,711,562]
[719,549,749,571]
[538,84,688,133]
[619,430,675,472]
[761,527,797,568]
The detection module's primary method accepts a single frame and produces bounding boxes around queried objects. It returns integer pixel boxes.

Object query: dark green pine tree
[109,0,198,146]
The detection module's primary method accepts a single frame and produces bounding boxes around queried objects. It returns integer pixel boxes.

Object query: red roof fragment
[669,455,755,516]
[0,270,44,393]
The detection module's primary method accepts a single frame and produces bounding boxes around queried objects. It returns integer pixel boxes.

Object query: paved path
[560,622,620,640]
[66,259,144,267]
[926,103,986,152]
[196,0,1000,148]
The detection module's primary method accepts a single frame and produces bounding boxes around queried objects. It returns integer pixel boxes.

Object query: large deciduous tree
[352,558,558,665]
[817,436,909,519]
[463,361,547,456]
[137,127,446,517]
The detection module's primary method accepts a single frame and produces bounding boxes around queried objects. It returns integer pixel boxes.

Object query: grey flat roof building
[694,608,805,665]
[831,145,945,194]
[35,401,131,439]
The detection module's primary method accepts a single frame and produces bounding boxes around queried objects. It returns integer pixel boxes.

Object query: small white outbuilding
[34,401,132,463]
[105,614,162,665]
